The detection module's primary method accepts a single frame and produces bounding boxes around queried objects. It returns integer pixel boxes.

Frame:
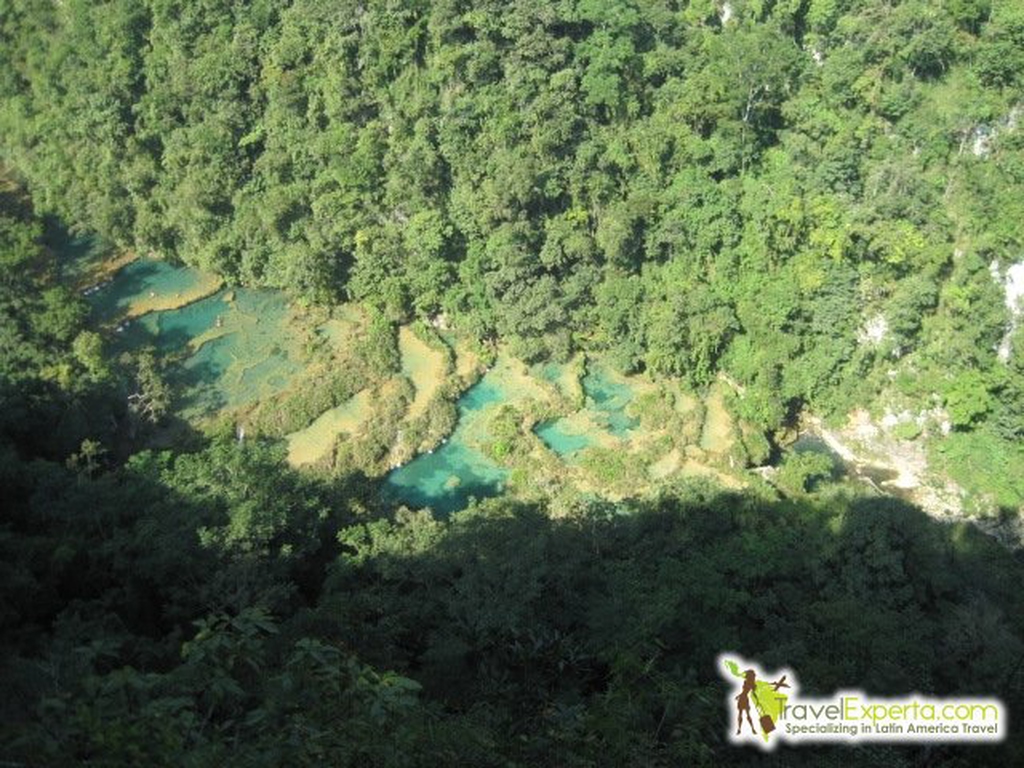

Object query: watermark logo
[719,653,1006,750]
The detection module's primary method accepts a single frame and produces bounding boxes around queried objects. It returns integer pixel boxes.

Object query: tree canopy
[3,1,1024,764]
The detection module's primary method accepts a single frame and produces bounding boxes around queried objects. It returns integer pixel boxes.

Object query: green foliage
[356,310,401,380]
[488,405,523,462]
[943,369,995,428]
[0,181,125,457]
[777,449,836,494]
[991,339,1024,439]
[2,0,1022,462]
[578,445,646,492]
[932,427,1024,511]
[5,307,1024,766]
[247,367,364,439]
[892,420,924,441]
[125,348,171,427]
[321,492,1024,766]
[4,7,1024,763]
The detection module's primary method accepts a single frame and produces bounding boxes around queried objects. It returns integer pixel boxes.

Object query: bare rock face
[804,408,1023,548]
[993,259,1024,362]
[857,314,889,347]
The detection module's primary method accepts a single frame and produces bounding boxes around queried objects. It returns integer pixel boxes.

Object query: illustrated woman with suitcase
[735,668,790,736]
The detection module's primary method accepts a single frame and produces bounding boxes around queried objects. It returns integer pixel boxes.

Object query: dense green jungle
[3,0,1024,765]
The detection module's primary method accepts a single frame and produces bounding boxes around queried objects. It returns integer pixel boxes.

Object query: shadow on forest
[3,446,1023,765]
[323,487,1024,765]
